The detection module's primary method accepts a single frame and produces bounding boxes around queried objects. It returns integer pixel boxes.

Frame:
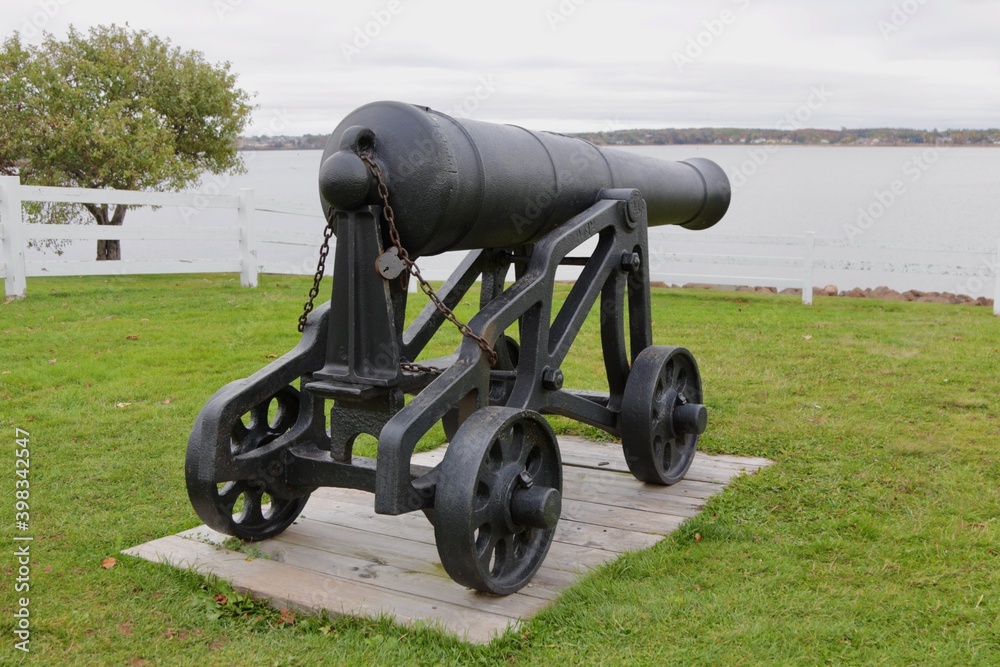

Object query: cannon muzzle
[319,101,730,257]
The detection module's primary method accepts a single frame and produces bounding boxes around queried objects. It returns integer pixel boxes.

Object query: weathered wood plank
[560,498,689,533]
[561,465,721,501]
[183,525,555,616]
[125,535,515,643]
[556,438,767,483]
[306,481,670,554]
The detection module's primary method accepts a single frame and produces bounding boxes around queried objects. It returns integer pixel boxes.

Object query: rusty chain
[361,154,498,368]
[297,154,498,370]
[298,207,337,333]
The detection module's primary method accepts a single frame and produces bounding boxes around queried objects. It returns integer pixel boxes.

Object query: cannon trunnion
[186,101,730,595]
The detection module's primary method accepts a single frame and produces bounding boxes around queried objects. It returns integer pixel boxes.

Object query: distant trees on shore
[240,127,1000,151]
[571,127,1000,147]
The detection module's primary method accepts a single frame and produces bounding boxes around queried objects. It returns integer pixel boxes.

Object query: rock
[649,281,670,289]
[683,283,722,290]
[881,289,906,301]
[779,288,802,296]
[821,284,839,297]
[918,295,952,304]
[902,290,919,301]
[872,285,893,298]
[975,297,994,307]
[842,287,865,299]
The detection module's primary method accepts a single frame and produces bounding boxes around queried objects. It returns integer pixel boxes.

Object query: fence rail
[2,176,997,315]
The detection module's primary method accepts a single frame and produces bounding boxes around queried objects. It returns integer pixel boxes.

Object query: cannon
[186,101,731,595]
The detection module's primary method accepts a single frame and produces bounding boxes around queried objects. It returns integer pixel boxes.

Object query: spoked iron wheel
[621,346,708,485]
[186,385,309,541]
[434,407,562,595]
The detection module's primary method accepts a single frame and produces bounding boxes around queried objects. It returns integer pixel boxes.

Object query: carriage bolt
[541,367,564,391]
[267,460,284,476]
[620,251,641,273]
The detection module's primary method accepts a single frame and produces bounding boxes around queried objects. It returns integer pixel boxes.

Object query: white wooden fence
[0,175,321,299]
[1,176,998,315]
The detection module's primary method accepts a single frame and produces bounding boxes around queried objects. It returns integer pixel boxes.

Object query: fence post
[0,175,27,299]
[238,188,258,288]
[802,232,815,306]
[994,238,999,317]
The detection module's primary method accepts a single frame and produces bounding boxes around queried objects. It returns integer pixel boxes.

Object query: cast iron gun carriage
[186,101,731,594]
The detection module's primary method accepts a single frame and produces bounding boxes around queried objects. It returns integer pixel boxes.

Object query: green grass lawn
[1,274,998,666]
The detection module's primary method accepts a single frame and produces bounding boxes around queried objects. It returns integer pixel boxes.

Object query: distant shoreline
[239,126,1000,151]
[238,142,1000,152]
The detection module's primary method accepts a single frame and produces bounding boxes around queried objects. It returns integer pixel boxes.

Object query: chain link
[297,208,337,333]
[360,154,498,368]
[400,361,444,376]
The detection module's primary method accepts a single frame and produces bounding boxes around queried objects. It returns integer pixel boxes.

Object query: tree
[0,25,254,260]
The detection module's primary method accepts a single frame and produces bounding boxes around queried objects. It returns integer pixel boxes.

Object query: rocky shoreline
[670,283,995,307]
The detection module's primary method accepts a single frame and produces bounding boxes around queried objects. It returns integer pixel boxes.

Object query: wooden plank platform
[125,436,771,644]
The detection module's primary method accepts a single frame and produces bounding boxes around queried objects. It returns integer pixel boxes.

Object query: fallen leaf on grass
[265,354,277,359]
[126,334,140,341]
[118,621,133,636]
[116,402,132,408]
[694,533,702,543]
[279,608,296,625]
[214,593,228,605]
[162,398,172,405]
[802,335,813,340]
[48,359,57,364]
[101,557,117,569]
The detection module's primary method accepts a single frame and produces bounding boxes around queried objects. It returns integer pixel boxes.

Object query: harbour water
[28,145,1000,298]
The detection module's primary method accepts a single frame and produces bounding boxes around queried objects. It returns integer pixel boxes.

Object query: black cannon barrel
[319,101,731,257]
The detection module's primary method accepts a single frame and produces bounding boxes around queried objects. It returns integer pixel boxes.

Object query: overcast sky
[4,0,998,134]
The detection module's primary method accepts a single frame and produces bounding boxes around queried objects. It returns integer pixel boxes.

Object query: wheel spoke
[240,487,266,525]
[498,423,519,462]
[492,536,514,577]
[474,525,500,571]
[216,481,246,511]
